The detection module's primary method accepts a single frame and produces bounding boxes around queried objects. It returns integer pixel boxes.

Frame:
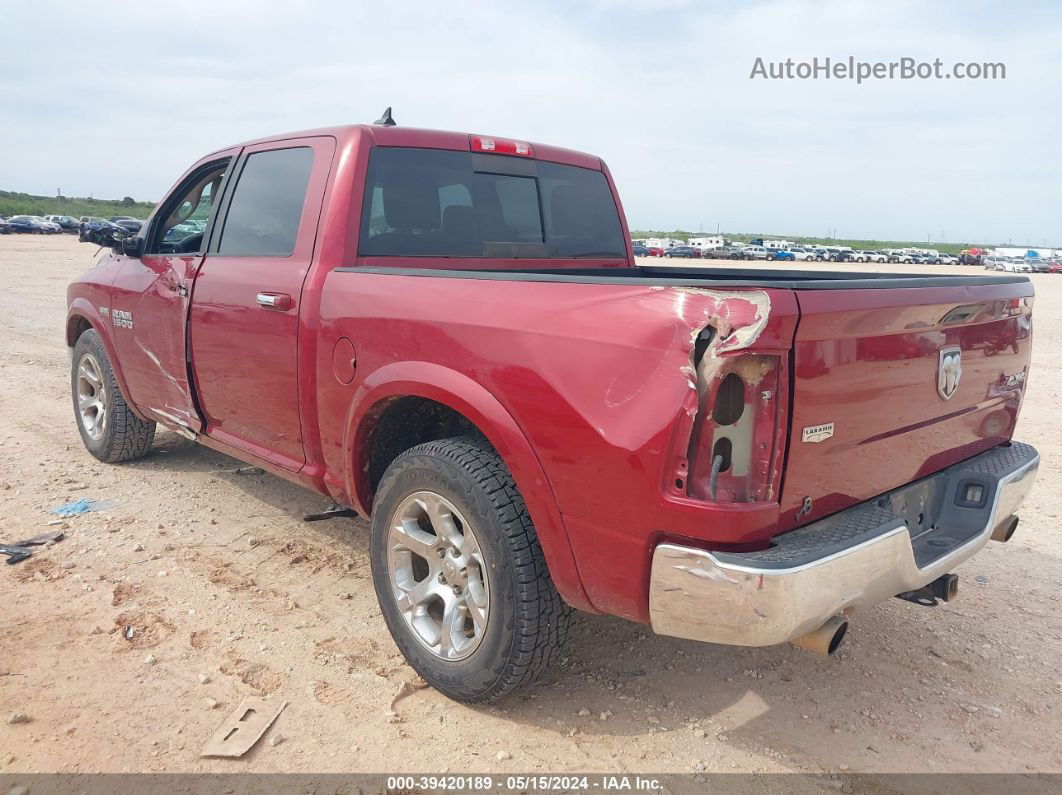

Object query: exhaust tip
[791,615,848,656]
[992,515,1019,543]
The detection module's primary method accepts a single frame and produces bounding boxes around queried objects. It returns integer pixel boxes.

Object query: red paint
[782,286,1032,528]
[66,123,1036,626]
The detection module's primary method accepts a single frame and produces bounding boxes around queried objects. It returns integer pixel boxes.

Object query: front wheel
[370,436,572,703]
[71,329,156,462]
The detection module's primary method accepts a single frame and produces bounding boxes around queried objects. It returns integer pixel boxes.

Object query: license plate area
[879,470,999,568]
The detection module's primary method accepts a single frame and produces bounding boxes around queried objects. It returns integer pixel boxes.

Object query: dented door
[110,150,238,432]
[111,251,204,432]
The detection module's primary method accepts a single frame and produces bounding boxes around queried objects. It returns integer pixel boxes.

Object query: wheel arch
[344,361,595,613]
[66,300,147,421]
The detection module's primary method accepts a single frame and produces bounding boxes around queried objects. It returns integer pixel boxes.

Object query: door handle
[256,292,293,311]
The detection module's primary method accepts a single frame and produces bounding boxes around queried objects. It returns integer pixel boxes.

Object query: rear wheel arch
[345,364,595,613]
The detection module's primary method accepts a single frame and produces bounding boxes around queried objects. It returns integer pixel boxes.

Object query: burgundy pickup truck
[67,120,1038,703]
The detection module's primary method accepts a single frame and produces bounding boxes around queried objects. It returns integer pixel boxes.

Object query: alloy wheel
[386,491,490,661]
[76,352,109,441]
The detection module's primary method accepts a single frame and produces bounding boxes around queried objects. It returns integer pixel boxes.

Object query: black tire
[370,435,572,704]
[71,329,156,463]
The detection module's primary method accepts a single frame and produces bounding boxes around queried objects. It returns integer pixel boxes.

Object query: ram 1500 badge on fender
[66,119,1038,703]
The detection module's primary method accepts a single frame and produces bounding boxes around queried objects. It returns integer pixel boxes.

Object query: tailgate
[779,281,1033,529]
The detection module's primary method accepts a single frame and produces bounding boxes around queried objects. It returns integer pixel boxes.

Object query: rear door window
[359,147,625,259]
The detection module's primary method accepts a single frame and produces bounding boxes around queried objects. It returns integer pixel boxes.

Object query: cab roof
[215,124,604,171]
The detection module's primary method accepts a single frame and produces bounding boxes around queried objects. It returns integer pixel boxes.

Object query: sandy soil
[0,235,1059,775]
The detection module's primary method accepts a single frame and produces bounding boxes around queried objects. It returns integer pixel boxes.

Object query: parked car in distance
[0,217,12,234]
[79,217,127,244]
[65,119,1038,705]
[703,245,744,260]
[985,256,1032,273]
[645,246,664,257]
[767,249,795,261]
[823,247,855,262]
[114,219,143,234]
[786,246,817,262]
[632,244,648,257]
[7,215,52,234]
[43,215,81,232]
[938,254,959,265]
[857,250,887,263]
[741,244,769,260]
[888,250,914,264]
[663,245,701,258]
[1047,261,1062,274]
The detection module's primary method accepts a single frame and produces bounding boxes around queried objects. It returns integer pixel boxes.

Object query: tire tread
[74,329,155,463]
[376,435,572,703]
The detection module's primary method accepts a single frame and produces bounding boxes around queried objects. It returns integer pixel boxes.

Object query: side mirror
[121,236,143,258]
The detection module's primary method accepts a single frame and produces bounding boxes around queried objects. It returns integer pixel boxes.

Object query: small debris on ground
[201,698,286,758]
[49,498,119,517]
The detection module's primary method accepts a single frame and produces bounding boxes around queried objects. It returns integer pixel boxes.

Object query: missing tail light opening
[712,373,746,425]
[685,353,784,503]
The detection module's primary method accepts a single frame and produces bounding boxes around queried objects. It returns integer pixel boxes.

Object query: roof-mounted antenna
[373,107,396,127]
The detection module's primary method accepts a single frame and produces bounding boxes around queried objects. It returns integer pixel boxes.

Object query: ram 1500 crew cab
[66,121,1038,703]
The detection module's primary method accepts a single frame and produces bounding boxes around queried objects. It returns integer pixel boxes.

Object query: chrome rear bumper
[649,442,1039,647]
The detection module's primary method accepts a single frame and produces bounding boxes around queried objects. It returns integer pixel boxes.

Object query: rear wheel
[71,329,156,462]
[370,436,572,703]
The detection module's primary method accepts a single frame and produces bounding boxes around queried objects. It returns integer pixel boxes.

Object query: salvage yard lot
[1,235,1059,775]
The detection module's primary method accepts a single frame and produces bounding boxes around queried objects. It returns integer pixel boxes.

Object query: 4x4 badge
[938,346,962,400]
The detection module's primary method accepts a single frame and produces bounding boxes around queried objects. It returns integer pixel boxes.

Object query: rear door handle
[256,292,293,311]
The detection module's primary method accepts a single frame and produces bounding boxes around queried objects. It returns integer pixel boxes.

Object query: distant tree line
[0,189,155,220]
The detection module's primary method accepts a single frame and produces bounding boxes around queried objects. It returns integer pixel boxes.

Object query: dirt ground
[0,235,1059,776]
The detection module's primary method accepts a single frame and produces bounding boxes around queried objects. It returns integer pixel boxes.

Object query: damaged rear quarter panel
[319,273,798,621]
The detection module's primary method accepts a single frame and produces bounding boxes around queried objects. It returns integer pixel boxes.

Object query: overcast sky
[1,0,1059,244]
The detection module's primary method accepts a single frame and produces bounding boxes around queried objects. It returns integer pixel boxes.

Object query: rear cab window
[359,147,626,260]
